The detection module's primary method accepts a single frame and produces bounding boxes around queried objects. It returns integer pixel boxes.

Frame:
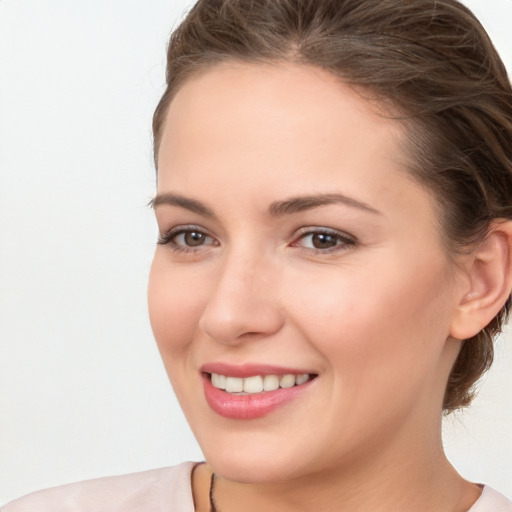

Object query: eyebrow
[149,191,381,217]
[149,193,216,217]
[268,193,381,216]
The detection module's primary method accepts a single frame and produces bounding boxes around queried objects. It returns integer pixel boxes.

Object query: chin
[208,454,298,484]
[198,430,318,484]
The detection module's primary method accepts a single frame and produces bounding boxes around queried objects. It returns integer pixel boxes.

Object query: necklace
[209,472,219,512]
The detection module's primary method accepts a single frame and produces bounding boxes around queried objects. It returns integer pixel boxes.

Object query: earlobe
[450,221,512,340]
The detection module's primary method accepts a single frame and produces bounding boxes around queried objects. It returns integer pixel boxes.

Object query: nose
[198,252,284,345]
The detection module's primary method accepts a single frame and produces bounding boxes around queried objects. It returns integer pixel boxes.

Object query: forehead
[157,62,434,226]
[161,61,404,156]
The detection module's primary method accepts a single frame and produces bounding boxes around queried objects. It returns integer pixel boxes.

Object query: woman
[3,0,512,510]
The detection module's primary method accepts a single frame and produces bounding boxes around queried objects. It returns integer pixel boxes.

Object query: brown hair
[153,0,512,412]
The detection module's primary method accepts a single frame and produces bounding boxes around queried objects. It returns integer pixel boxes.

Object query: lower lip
[202,374,315,420]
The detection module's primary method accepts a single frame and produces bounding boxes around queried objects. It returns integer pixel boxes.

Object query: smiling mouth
[208,372,316,394]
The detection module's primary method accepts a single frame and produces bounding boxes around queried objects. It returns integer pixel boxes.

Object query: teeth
[263,374,279,391]
[279,374,295,388]
[210,372,312,394]
[211,373,226,389]
[296,373,309,385]
[243,376,263,393]
[225,377,244,393]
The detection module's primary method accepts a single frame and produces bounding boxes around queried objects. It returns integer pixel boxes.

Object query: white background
[1,0,511,505]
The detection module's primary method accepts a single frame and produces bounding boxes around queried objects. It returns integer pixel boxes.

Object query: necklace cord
[209,472,218,512]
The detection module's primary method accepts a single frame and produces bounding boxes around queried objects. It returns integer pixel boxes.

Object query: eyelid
[157,224,356,255]
[157,224,219,250]
[291,226,358,252]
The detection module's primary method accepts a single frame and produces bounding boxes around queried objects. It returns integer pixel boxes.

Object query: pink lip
[201,364,316,420]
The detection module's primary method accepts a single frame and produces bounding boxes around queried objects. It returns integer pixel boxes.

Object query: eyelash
[157,225,218,253]
[157,226,357,254]
[292,228,357,253]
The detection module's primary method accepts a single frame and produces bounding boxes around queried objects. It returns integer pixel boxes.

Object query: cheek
[147,253,206,358]
[284,254,455,385]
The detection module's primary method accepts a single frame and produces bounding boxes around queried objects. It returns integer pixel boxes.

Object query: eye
[174,231,209,247]
[158,226,218,251]
[293,228,357,252]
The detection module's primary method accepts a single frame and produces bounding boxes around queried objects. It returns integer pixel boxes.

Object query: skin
[148,62,484,511]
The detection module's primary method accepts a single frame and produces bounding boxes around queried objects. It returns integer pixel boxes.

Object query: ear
[450,221,512,340]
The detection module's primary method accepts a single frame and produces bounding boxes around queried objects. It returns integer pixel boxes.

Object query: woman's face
[148,63,465,482]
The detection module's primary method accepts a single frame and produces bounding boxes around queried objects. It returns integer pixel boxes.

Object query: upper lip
[200,362,315,378]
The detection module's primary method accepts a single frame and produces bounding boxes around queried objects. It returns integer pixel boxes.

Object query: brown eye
[293,229,357,253]
[184,231,206,246]
[311,233,338,249]
[157,227,217,250]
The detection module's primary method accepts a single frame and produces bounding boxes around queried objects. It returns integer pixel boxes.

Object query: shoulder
[1,461,197,512]
[469,485,512,512]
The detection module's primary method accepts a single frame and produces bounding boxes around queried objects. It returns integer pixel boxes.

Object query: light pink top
[2,462,511,511]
